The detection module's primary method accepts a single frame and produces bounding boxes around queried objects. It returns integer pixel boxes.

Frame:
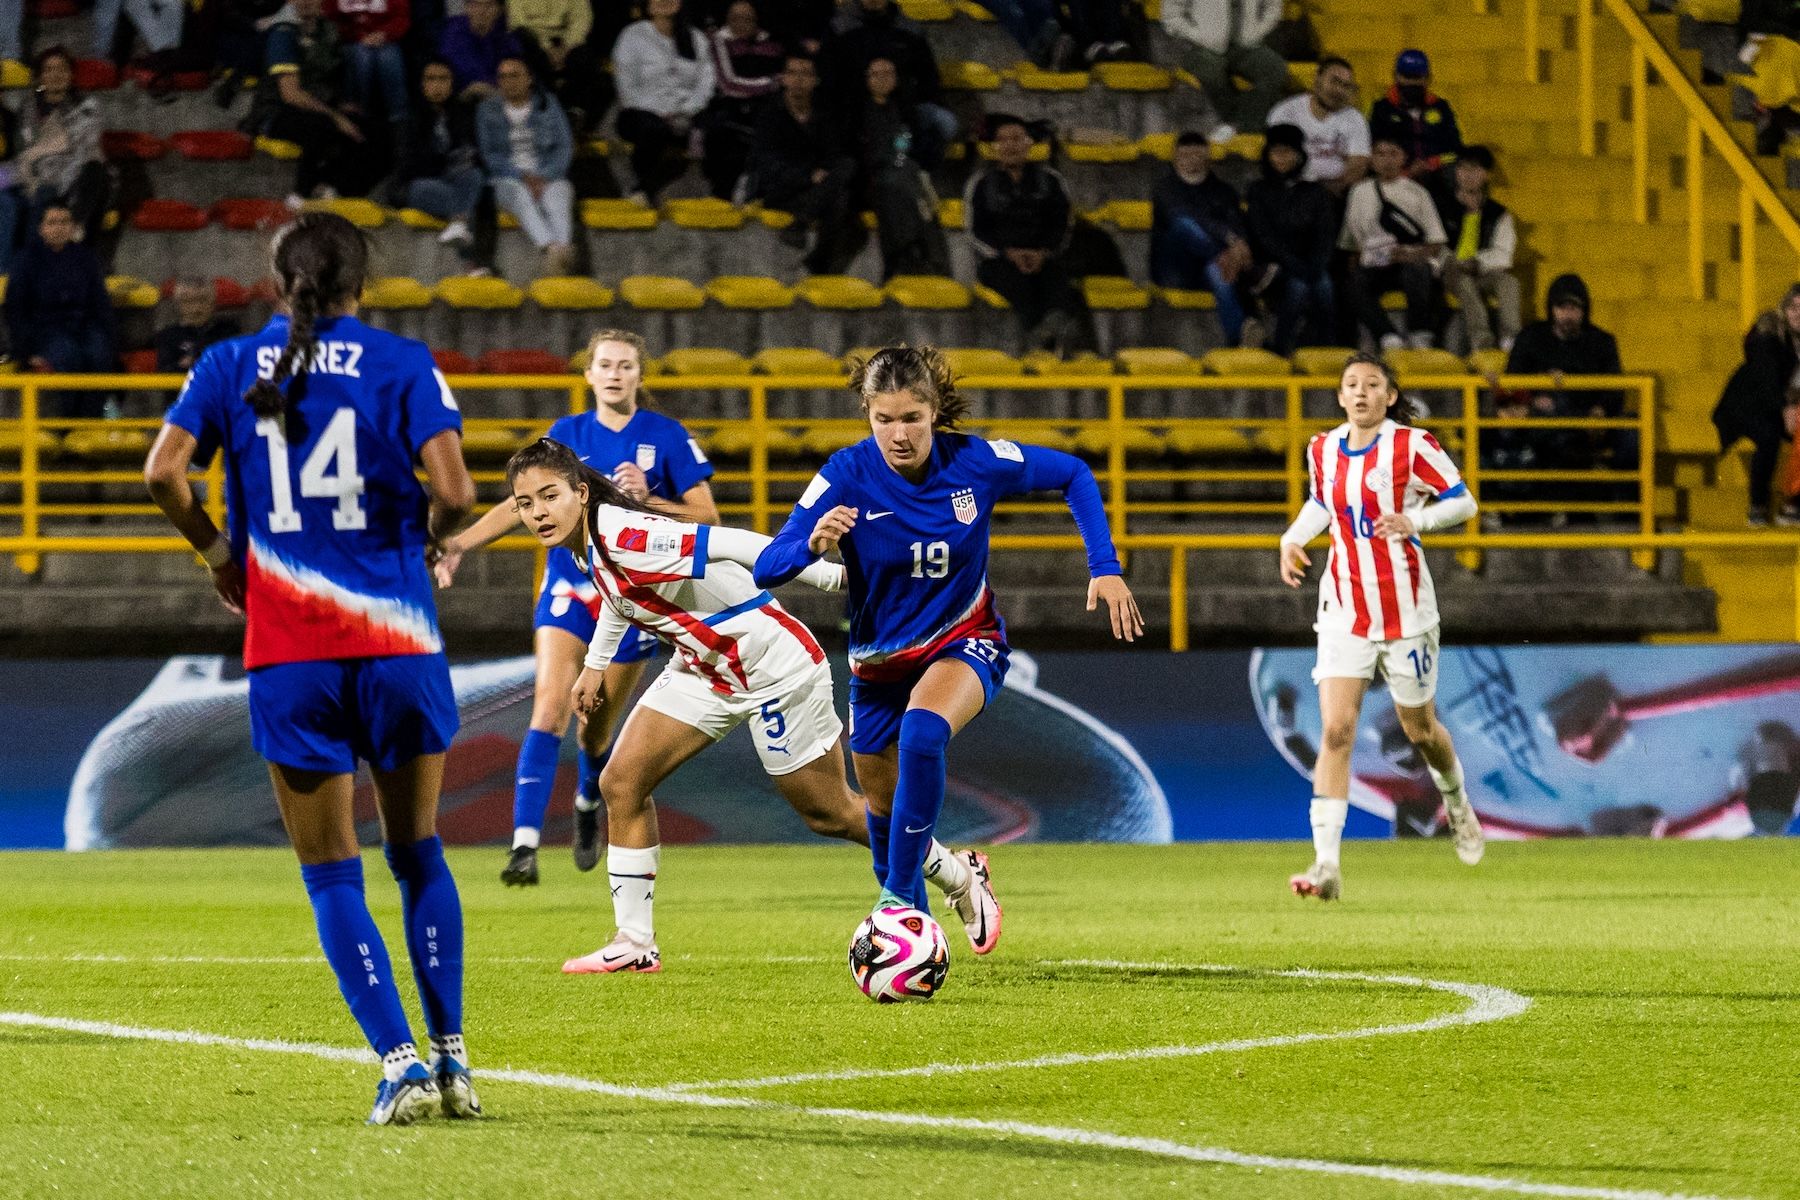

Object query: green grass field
[3,839,1795,1199]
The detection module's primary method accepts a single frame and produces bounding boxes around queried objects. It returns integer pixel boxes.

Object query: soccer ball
[848,905,949,1003]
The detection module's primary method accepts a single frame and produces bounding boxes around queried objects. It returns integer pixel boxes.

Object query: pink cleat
[562,931,662,975]
[944,850,1003,955]
[1289,860,1342,901]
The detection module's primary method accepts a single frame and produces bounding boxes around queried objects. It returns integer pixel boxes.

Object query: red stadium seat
[210,197,292,231]
[73,59,119,91]
[168,130,253,161]
[130,199,209,232]
[125,66,208,91]
[121,349,159,374]
[249,278,280,305]
[477,349,567,375]
[432,349,478,375]
[160,277,251,309]
[28,0,76,17]
[100,130,166,162]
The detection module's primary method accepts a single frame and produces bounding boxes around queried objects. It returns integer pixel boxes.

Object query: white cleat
[1289,860,1342,901]
[562,930,662,975]
[943,850,1002,955]
[1443,790,1485,865]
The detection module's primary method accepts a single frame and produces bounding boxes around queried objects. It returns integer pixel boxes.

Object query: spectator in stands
[982,0,1129,68]
[4,204,118,417]
[1738,2,1800,153]
[439,0,522,100]
[477,55,576,274]
[10,49,109,245]
[854,55,950,279]
[823,0,957,167]
[92,0,184,65]
[1433,143,1519,353]
[1265,56,1369,198]
[0,0,19,64]
[700,0,783,200]
[1245,123,1336,355]
[1340,133,1446,350]
[393,57,491,273]
[511,0,603,135]
[1506,272,1630,508]
[966,114,1090,354]
[748,53,861,275]
[1714,282,1800,525]
[1369,49,1462,183]
[613,0,716,203]
[153,277,241,373]
[1149,130,1253,346]
[1162,0,1287,143]
[252,0,378,205]
[213,0,287,106]
[328,0,408,139]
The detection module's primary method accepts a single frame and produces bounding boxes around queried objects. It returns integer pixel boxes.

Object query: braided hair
[1340,351,1421,425]
[244,212,370,419]
[847,343,968,430]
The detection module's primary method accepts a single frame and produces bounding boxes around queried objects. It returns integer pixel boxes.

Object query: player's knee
[598,761,651,812]
[799,802,856,841]
[1398,710,1437,745]
[1320,718,1358,755]
[897,709,952,760]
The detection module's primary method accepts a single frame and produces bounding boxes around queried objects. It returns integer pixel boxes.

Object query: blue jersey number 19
[910,540,949,579]
[256,407,368,533]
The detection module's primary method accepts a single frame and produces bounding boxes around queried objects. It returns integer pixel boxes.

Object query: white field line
[0,1006,1736,1200]
[664,959,1532,1093]
[0,953,826,967]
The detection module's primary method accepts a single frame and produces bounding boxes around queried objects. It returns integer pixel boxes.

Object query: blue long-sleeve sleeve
[753,500,823,587]
[1016,445,1121,577]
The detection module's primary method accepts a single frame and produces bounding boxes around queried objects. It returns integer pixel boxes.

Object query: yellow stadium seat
[1094,62,1172,91]
[1066,136,1140,163]
[395,207,447,231]
[0,60,29,89]
[972,284,1010,309]
[581,198,658,230]
[859,210,879,231]
[620,275,706,310]
[0,421,59,454]
[801,422,868,456]
[1139,132,1176,161]
[937,198,964,227]
[1014,64,1090,91]
[461,425,528,457]
[361,276,433,309]
[435,276,524,308]
[943,141,967,161]
[1287,61,1318,90]
[1075,426,1165,455]
[1117,347,1202,376]
[753,348,845,376]
[1467,348,1510,376]
[842,347,885,369]
[953,0,995,17]
[660,348,750,375]
[748,203,794,230]
[1086,200,1152,231]
[1202,347,1291,375]
[569,350,589,371]
[64,427,154,459]
[103,210,119,232]
[1167,427,1260,456]
[1385,348,1467,378]
[1024,351,1113,377]
[942,348,1023,377]
[976,139,1052,162]
[1678,0,1740,20]
[941,60,1002,90]
[898,0,952,17]
[1379,290,1407,310]
[105,274,160,308]
[796,275,884,310]
[885,275,971,309]
[664,197,745,230]
[582,137,611,156]
[528,277,615,309]
[1214,133,1264,160]
[1157,287,1216,310]
[496,210,519,230]
[1292,346,1357,377]
[1084,276,1151,310]
[254,135,301,160]
[706,276,795,309]
[302,197,386,228]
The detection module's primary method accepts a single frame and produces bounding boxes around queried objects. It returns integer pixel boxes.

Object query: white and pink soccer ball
[848,905,950,1002]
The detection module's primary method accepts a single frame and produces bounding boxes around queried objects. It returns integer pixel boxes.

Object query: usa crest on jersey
[952,488,978,525]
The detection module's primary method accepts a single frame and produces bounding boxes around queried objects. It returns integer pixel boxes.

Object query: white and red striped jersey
[577,505,825,696]
[1306,419,1467,641]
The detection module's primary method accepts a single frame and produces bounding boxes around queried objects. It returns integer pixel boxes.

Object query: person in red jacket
[329,0,410,138]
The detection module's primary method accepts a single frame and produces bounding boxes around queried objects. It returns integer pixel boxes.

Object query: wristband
[200,537,231,569]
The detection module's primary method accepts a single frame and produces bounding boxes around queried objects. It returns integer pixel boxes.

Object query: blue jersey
[756,433,1121,681]
[167,314,463,670]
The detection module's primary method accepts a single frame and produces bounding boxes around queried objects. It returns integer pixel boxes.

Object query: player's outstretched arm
[145,423,245,614]
[432,493,523,587]
[708,525,845,591]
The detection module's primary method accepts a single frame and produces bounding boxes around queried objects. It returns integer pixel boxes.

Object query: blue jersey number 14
[256,407,367,533]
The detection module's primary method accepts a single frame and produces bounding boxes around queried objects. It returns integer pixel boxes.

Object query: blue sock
[383,835,463,1040]
[865,808,891,891]
[299,856,413,1057]
[578,746,609,803]
[887,710,952,914]
[512,728,562,838]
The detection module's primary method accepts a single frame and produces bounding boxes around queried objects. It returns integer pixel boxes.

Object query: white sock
[1428,757,1465,800]
[1310,797,1349,867]
[381,1043,420,1082]
[429,1033,466,1067]
[607,844,660,944]
[513,827,541,850]
[922,840,970,894]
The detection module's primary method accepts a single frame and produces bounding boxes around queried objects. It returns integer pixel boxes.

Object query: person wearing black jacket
[4,204,117,418]
[1368,48,1462,183]
[748,53,862,275]
[153,277,241,374]
[1245,123,1336,355]
[1714,283,1800,525]
[1506,272,1632,508]
[822,0,957,166]
[965,115,1090,353]
[1150,130,1252,345]
[854,56,949,279]
[391,58,493,272]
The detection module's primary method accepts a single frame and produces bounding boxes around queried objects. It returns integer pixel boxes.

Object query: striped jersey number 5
[911,540,949,578]
[256,407,367,532]
[757,699,786,741]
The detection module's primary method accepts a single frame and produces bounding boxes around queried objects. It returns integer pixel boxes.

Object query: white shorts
[636,659,844,776]
[1313,625,1441,707]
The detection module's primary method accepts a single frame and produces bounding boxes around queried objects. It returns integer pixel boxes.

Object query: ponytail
[244,212,370,419]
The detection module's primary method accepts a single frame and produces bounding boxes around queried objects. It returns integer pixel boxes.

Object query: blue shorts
[847,635,1010,756]
[248,653,459,775]
[534,548,659,665]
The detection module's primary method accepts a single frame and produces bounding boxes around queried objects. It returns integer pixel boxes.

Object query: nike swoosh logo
[600,949,636,964]
[904,824,929,834]
[867,511,894,520]
[517,777,541,785]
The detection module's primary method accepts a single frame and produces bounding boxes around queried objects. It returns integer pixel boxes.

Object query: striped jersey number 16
[256,408,368,532]
[911,541,949,579]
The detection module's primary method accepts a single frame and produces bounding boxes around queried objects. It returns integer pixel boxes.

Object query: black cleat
[573,804,601,872]
[501,845,539,887]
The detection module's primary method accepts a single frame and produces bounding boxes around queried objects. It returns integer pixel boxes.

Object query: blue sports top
[755,433,1120,680]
